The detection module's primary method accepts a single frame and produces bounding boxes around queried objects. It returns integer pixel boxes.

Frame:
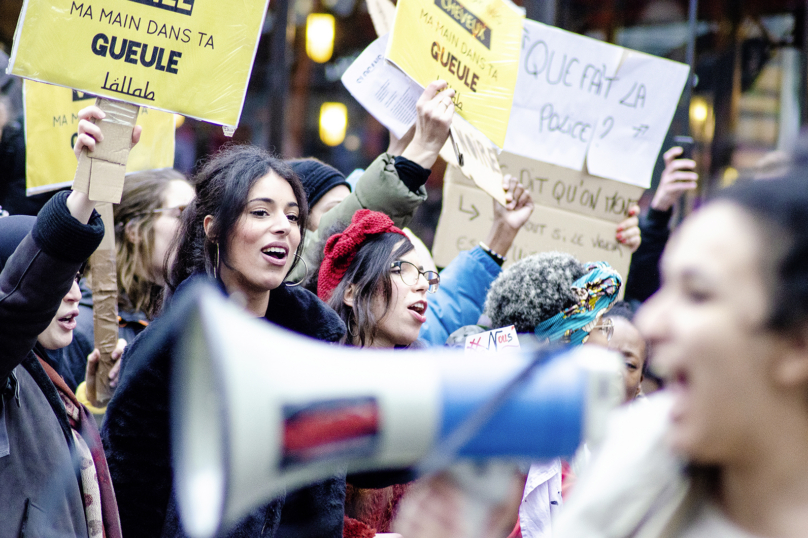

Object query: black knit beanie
[289,158,351,209]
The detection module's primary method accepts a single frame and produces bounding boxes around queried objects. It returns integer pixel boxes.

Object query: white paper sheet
[586,51,691,187]
[341,34,423,140]
[502,20,690,188]
[504,20,624,170]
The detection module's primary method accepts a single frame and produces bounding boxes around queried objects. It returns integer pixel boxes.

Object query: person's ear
[343,283,357,308]
[772,326,808,388]
[203,215,215,240]
[124,221,140,245]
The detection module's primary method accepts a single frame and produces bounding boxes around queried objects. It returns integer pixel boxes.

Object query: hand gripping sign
[386,0,524,148]
[24,80,175,196]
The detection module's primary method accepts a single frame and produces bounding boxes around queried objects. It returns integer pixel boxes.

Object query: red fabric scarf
[38,358,123,538]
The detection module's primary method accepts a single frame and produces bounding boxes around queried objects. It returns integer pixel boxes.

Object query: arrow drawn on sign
[459,196,480,221]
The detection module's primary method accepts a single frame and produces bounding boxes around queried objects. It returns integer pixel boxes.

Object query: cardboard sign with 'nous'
[465,325,520,355]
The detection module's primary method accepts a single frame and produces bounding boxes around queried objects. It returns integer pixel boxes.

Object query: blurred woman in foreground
[556,172,808,537]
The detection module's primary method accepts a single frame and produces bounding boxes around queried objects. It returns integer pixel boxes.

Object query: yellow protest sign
[9,0,269,128]
[386,0,523,147]
[24,80,175,195]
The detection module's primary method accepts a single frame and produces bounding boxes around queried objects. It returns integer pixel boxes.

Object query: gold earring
[213,242,220,280]
[284,254,309,287]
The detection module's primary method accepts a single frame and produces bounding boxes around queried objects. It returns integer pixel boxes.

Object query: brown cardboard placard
[73,98,139,204]
[440,118,508,206]
[367,0,397,37]
[432,176,632,280]
[89,202,118,405]
[498,151,645,224]
[88,160,127,204]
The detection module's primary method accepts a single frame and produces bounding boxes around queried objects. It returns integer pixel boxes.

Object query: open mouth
[261,245,289,264]
[57,311,78,330]
[408,301,427,323]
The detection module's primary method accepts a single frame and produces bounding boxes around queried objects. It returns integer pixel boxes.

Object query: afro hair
[483,252,586,333]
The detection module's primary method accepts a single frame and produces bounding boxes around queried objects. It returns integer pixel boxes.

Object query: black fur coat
[102,276,347,538]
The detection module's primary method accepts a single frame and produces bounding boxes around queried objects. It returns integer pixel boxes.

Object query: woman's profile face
[636,202,786,464]
[219,172,302,295]
[368,246,429,348]
[151,179,195,284]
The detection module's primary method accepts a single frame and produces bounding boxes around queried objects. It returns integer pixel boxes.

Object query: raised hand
[73,104,142,160]
[484,174,535,259]
[616,205,642,253]
[651,146,698,212]
[401,80,455,169]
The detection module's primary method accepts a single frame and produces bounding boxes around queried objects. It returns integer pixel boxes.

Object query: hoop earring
[346,313,357,338]
[213,242,220,280]
[285,254,309,287]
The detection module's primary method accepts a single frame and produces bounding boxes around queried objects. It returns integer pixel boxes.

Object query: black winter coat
[0,192,105,538]
[102,276,348,538]
[625,207,673,304]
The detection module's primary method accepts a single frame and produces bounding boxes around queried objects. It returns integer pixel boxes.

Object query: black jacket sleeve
[0,191,104,379]
[393,156,431,194]
[625,207,673,304]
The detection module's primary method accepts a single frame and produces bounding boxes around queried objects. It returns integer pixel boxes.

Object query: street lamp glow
[306,14,335,63]
[320,102,347,146]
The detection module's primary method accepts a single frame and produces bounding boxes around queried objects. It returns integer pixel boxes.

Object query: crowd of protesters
[2,71,808,538]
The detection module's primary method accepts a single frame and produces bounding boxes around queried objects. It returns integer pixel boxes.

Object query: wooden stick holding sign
[88,202,118,405]
[73,98,139,405]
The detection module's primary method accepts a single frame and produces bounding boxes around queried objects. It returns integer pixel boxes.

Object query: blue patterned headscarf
[534,261,622,345]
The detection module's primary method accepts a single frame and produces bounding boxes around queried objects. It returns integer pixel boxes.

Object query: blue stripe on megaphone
[437,350,588,460]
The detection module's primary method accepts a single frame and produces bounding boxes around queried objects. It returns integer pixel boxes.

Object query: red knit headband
[317,209,407,301]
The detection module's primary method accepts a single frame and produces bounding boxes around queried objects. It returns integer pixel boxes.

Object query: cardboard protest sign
[8,0,270,128]
[498,151,643,224]
[445,117,507,205]
[367,0,397,37]
[72,98,140,203]
[465,325,520,355]
[342,34,422,140]
[24,81,175,195]
[386,0,524,147]
[432,164,633,280]
[503,19,689,188]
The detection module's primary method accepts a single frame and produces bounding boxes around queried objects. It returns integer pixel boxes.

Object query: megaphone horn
[170,283,622,538]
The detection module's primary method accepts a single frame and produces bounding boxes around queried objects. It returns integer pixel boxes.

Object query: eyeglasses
[591,317,614,342]
[151,205,187,219]
[390,260,440,293]
[130,205,187,223]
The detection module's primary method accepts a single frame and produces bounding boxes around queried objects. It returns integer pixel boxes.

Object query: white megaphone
[170,283,623,538]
